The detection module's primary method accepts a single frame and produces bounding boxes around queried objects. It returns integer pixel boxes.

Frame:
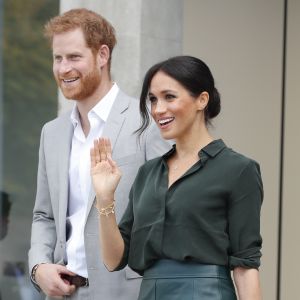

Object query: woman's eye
[148,96,157,103]
[165,94,175,100]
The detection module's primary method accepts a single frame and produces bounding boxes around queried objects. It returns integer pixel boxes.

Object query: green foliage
[3,0,59,209]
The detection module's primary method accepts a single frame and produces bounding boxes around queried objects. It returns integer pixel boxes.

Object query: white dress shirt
[66,83,119,277]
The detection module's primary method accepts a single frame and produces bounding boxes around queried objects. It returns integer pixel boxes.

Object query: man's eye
[54,56,62,62]
[70,55,80,60]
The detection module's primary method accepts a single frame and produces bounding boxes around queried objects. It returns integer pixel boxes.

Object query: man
[28,9,169,300]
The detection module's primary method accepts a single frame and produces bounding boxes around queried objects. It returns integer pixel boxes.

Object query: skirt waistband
[143,260,231,279]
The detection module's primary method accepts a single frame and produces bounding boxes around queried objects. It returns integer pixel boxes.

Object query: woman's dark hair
[137,55,221,136]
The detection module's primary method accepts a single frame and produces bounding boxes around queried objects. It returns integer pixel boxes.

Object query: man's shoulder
[42,110,71,131]
[115,89,139,110]
[136,155,163,177]
[116,88,137,101]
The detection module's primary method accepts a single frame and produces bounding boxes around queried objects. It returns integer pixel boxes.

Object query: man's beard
[58,67,101,101]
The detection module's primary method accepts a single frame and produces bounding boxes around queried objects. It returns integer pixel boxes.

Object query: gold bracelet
[95,201,115,217]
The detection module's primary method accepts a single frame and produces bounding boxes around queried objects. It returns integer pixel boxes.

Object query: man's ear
[196,91,209,111]
[97,44,110,68]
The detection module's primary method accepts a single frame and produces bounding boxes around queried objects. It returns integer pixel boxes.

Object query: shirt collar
[90,83,119,122]
[162,139,226,160]
[70,105,80,128]
[70,83,120,127]
[200,139,226,158]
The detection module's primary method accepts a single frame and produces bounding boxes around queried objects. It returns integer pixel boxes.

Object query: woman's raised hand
[90,138,122,204]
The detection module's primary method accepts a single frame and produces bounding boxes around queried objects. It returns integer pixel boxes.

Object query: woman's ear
[196,91,209,111]
[97,44,110,68]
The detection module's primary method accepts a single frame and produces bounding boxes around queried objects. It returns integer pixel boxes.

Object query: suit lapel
[85,91,130,220]
[103,90,129,150]
[58,115,73,243]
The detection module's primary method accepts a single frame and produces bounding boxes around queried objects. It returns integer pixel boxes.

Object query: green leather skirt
[138,260,237,300]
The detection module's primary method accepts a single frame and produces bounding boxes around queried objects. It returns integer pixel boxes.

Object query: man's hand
[35,263,76,298]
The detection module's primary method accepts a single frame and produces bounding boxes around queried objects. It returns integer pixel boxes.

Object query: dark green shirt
[117,139,263,275]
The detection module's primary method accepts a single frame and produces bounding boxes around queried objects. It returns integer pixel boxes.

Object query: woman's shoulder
[221,144,261,174]
[130,156,164,194]
[139,155,164,173]
[216,143,263,194]
[136,146,174,180]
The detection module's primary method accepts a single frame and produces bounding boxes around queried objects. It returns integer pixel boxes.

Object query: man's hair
[44,8,116,64]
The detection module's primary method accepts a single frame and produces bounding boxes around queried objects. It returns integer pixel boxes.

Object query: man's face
[52,28,101,101]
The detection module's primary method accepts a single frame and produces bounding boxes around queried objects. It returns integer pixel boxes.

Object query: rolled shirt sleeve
[228,160,263,269]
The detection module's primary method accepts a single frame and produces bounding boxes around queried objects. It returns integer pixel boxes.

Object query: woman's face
[149,71,207,141]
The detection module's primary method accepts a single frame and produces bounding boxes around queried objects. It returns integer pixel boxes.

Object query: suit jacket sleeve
[28,126,57,273]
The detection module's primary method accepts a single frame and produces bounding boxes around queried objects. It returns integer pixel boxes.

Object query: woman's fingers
[91,137,113,168]
[94,139,101,163]
[90,147,96,168]
[105,138,112,160]
[99,138,107,161]
[107,156,119,174]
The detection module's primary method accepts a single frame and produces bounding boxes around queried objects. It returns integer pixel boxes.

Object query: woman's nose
[154,100,167,114]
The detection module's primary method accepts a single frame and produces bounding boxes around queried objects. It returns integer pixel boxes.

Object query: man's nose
[58,59,72,74]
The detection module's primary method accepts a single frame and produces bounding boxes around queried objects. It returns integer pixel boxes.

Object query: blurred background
[0,0,58,299]
[0,0,299,299]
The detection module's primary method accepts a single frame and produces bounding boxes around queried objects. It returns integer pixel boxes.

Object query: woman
[90,56,263,299]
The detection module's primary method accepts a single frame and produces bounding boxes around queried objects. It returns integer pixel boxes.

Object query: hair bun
[207,88,221,119]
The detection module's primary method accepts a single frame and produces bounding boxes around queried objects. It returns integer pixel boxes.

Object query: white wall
[281,0,300,298]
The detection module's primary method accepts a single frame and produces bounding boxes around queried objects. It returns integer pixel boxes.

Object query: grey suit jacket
[28,90,170,300]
